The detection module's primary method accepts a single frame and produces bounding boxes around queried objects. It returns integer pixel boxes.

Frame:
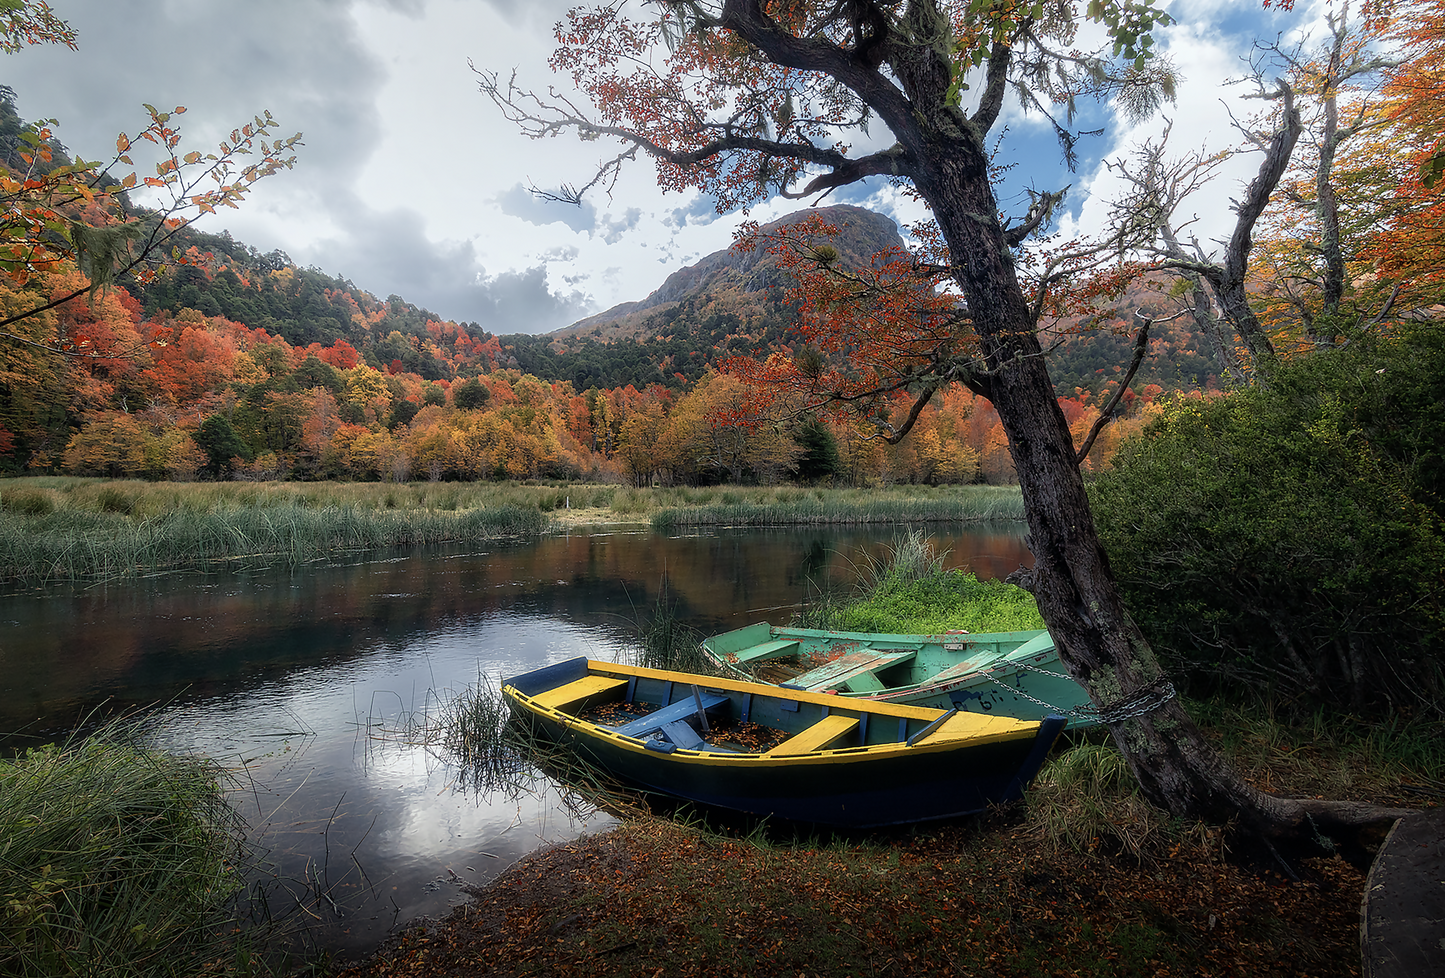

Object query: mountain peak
[553,205,904,342]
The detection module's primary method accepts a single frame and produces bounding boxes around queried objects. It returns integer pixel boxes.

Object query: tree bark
[1198,82,1302,371]
[871,10,1395,854]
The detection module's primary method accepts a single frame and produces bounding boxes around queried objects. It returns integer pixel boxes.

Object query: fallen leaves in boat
[581,701,655,727]
[700,719,789,753]
[579,702,789,754]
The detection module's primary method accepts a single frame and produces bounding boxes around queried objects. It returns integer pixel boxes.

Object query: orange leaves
[723,213,974,434]
[0,1,77,55]
[0,90,300,342]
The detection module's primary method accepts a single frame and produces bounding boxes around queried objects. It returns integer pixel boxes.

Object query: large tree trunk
[905,95,1395,856]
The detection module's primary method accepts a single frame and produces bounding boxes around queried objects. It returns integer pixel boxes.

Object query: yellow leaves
[116,133,130,154]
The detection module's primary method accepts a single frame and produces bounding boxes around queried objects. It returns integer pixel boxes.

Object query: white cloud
[3,0,1326,332]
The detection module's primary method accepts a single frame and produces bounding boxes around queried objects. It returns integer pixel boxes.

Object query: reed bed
[0,477,594,520]
[649,485,1025,529]
[0,486,548,583]
[363,675,652,822]
[0,721,252,978]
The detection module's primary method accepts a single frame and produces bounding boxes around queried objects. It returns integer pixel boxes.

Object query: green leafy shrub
[1089,326,1445,715]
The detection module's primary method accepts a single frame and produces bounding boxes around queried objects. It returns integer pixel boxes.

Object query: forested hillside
[130,206,1224,400]
[0,83,1209,487]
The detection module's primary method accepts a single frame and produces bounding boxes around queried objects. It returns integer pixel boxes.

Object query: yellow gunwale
[503,659,1040,769]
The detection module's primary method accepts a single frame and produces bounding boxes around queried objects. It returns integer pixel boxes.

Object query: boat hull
[504,658,1065,829]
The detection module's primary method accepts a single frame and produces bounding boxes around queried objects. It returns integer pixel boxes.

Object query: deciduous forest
[0,140,1183,488]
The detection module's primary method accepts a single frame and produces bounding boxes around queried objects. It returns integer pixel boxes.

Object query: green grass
[647,484,1026,528]
[0,478,552,583]
[805,569,1046,633]
[793,530,1045,633]
[0,723,254,978]
[1023,696,1444,863]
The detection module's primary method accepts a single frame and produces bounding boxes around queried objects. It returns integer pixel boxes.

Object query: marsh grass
[0,720,256,978]
[0,477,592,520]
[794,530,1044,633]
[0,479,1025,582]
[648,484,1025,528]
[367,676,652,823]
[0,477,551,583]
[628,583,717,675]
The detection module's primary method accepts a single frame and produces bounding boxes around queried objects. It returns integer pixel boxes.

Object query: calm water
[0,523,1030,958]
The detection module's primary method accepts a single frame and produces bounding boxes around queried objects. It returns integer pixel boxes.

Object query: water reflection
[0,523,1030,958]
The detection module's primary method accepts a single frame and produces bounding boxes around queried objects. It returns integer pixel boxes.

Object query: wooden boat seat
[530,675,630,712]
[926,654,1000,684]
[793,649,917,693]
[842,670,887,693]
[729,639,802,664]
[611,691,729,739]
[765,714,859,756]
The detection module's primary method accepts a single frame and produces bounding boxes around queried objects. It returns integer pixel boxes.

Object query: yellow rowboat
[503,658,1066,828]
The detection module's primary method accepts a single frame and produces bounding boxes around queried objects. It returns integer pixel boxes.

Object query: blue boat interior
[507,657,985,755]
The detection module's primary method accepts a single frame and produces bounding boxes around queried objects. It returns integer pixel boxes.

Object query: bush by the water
[802,568,1045,634]
[0,725,248,977]
[1089,323,1445,715]
[794,531,1044,634]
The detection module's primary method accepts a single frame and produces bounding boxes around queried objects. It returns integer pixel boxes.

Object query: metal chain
[976,664,1177,725]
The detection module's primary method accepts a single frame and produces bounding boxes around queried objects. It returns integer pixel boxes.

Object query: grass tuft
[0,720,253,978]
[629,584,716,675]
[794,531,1043,634]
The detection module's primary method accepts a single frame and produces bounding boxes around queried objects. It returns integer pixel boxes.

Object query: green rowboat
[702,623,1097,729]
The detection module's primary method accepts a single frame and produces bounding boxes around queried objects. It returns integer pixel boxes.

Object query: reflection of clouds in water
[146,611,622,956]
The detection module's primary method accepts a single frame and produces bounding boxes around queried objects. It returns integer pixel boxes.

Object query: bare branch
[971,41,1013,134]
[1074,314,1153,465]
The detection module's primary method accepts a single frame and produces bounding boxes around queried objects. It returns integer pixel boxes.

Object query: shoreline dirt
[323,812,1373,978]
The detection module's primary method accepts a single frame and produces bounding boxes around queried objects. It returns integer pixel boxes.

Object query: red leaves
[720,214,971,433]
[330,817,1367,978]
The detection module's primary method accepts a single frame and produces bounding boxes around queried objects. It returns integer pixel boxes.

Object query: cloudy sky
[6,0,1324,334]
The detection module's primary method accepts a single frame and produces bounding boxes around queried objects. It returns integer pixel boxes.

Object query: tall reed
[628,582,717,675]
[0,721,252,978]
[0,503,546,584]
[0,477,595,520]
[650,486,1025,529]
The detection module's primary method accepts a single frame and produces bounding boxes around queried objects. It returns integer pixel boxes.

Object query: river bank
[326,815,1368,978]
[318,690,1444,978]
[0,478,1024,584]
